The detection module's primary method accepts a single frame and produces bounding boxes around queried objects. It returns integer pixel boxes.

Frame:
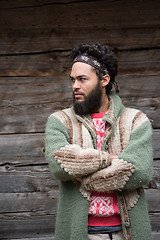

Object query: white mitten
[53,144,110,177]
[82,158,135,192]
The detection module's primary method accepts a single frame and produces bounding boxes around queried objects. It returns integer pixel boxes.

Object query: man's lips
[74,92,84,98]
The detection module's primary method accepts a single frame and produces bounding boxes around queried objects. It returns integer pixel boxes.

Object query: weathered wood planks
[0,192,58,213]
[0,74,159,135]
[0,190,159,238]
[0,160,159,193]
[0,0,160,54]
[0,213,55,239]
[0,49,160,77]
[0,131,159,165]
[0,75,159,106]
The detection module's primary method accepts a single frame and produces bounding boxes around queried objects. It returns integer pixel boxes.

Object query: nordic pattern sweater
[45,92,153,240]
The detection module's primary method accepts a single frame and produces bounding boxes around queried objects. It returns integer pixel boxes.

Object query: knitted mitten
[53,144,110,177]
[82,158,135,192]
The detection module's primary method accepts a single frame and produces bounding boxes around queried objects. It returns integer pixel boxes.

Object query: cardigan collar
[71,92,125,148]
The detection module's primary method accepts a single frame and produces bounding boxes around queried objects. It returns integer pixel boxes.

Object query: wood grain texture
[0,74,159,134]
[0,0,160,54]
[1,98,159,133]
[0,131,159,165]
[0,49,160,77]
[0,160,159,193]
[0,190,159,238]
[0,213,55,239]
[0,192,58,213]
[0,75,159,107]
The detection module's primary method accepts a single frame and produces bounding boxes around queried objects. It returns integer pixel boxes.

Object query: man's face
[70,62,102,115]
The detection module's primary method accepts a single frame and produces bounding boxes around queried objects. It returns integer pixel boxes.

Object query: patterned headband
[73,54,108,75]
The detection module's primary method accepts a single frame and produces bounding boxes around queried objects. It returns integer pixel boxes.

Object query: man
[45,43,153,240]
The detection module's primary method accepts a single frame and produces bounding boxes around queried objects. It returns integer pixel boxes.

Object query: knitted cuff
[82,175,94,192]
[99,151,111,169]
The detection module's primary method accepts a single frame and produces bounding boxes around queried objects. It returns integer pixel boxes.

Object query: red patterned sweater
[88,111,121,226]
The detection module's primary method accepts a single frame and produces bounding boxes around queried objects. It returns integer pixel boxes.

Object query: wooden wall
[0,0,160,239]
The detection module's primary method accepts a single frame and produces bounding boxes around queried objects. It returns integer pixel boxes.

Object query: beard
[73,81,102,115]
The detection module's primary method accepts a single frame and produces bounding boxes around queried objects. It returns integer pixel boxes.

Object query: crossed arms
[45,114,153,192]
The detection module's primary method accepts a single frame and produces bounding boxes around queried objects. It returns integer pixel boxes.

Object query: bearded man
[45,43,153,240]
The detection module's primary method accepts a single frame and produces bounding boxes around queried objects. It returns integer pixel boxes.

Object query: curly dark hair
[70,43,119,95]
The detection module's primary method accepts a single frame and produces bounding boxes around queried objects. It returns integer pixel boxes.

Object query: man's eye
[80,78,86,81]
[70,77,75,82]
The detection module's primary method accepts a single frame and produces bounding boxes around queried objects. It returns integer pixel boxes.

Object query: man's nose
[72,80,81,90]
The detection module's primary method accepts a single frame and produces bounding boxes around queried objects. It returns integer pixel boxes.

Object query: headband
[73,54,108,75]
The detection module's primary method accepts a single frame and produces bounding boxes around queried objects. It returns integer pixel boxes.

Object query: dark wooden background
[0,0,160,239]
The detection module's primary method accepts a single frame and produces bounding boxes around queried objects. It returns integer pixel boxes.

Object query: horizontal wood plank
[0,160,159,193]
[118,75,160,98]
[0,74,159,134]
[0,75,159,106]
[0,76,72,107]
[0,49,160,76]
[149,213,160,232]
[145,189,160,212]
[0,131,159,165]
[0,165,59,193]
[0,192,58,214]
[0,133,45,165]
[0,213,55,239]
[0,193,159,238]
[0,0,160,54]
[0,189,159,214]
[0,0,84,8]
[153,232,160,240]
[1,212,159,239]
[0,97,159,133]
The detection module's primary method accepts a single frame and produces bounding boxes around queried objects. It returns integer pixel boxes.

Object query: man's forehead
[70,62,94,76]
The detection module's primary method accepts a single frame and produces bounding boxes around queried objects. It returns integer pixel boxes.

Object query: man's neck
[97,94,109,113]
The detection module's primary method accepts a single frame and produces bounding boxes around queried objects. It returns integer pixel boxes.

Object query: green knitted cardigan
[45,92,153,240]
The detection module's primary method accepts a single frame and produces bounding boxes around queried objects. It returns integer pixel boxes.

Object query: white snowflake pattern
[89,196,114,216]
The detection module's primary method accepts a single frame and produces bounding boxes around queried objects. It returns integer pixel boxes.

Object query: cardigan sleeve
[119,119,153,190]
[45,115,73,181]
[45,114,111,180]
[82,115,153,192]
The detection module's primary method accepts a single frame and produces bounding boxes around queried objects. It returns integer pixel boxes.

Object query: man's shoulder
[48,107,75,127]
[49,107,72,118]
[122,107,140,117]
[122,107,149,121]
[121,107,151,131]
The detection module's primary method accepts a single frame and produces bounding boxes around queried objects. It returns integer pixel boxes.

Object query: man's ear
[101,75,110,87]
